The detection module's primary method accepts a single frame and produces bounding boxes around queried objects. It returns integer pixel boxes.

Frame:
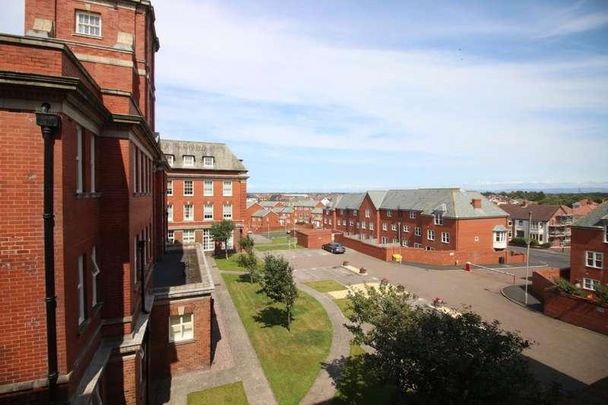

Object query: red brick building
[162,140,248,252]
[569,202,608,290]
[0,0,203,403]
[324,189,513,265]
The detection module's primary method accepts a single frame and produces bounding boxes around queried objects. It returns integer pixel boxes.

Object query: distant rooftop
[573,201,608,229]
[160,139,247,172]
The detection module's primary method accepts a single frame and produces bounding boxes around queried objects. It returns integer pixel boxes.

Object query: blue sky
[2,1,607,192]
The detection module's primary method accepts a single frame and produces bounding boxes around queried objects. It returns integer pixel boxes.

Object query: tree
[238,251,260,283]
[239,234,254,253]
[346,282,555,403]
[209,220,235,259]
[262,254,298,329]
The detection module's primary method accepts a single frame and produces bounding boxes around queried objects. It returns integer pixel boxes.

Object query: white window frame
[495,232,506,243]
[391,223,397,231]
[169,314,194,342]
[184,180,193,196]
[90,135,96,193]
[381,236,388,244]
[203,156,215,168]
[184,204,193,221]
[582,278,600,291]
[382,223,387,231]
[586,251,603,269]
[204,204,213,220]
[76,126,83,193]
[203,180,213,196]
[77,255,85,325]
[409,211,416,219]
[365,209,370,218]
[223,180,233,197]
[434,213,444,225]
[414,242,422,248]
[403,225,410,233]
[402,240,409,247]
[167,205,173,222]
[183,155,195,167]
[441,232,450,244]
[183,229,195,244]
[223,203,233,219]
[427,229,435,241]
[167,230,175,244]
[167,180,173,196]
[91,247,100,306]
[361,222,366,229]
[369,222,374,231]
[166,154,174,167]
[415,227,421,236]
[386,210,392,217]
[76,11,101,37]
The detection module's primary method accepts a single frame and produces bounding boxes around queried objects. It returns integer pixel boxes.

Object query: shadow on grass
[253,306,290,329]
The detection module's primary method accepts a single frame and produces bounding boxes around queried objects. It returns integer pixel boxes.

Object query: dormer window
[434,213,444,225]
[76,11,101,37]
[165,154,174,167]
[183,155,195,167]
[203,156,215,168]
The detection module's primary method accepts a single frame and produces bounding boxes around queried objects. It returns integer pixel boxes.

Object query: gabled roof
[333,193,365,210]
[160,139,247,171]
[259,201,279,208]
[252,208,277,218]
[500,204,562,222]
[367,191,388,209]
[572,202,608,229]
[292,199,317,208]
[247,201,261,209]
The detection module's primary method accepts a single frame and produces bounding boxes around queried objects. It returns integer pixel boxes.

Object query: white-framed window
[223,204,233,219]
[353,210,358,216]
[381,236,388,244]
[356,222,360,229]
[392,238,399,244]
[409,211,416,219]
[414,242,422,248]
[391,223,397,231]
[169,314,194,342]
[77,255,85,325]
[369,222,374,231]
[167,180,173,196]
[350,220,354,227]
[183,155,195,167]
[203,156,215,168]
[415,227,421,236]
[204,180,213,196]
[495,232,506,243]
[386,209,392,217]
[76,11,101,37]
[76,126,83,193]
[91,247,100,306]
[167,205,173,222]
[586,251,604,269]
[184,180,193,196]
[434,213,444,225]
[165,154,174,167]
[223,180,233,196]
[329,219,332,225]
[403,225,410,233]
[184,204,193,221]
[204,204,213,220]
[582,278,600,291]
[362,222,366,229]
[427,229,435,241]
[365,209,370,218]
[382,223,387,231]
[402,240,409,247]
[167,230,175,244]
[339,209,344,215]
[90,135,96,193]
[183,229,195,243]
[441,232,450,244]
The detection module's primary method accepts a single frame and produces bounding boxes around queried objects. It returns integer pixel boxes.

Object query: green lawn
[305,279,347,293]
[221,273,332,405]
[255,235,303,252]
[187,382,249,405]
[215,255,245,272]
[333,298,354,318]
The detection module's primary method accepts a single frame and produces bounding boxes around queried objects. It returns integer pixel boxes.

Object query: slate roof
[333,193,366,210]
[259,201,279,208]
[311,208,323,214]
[572,202,608,229]
[160,139,247,171]
[293,199,317,208]
[500,204,562,222]
[252,208,274,218]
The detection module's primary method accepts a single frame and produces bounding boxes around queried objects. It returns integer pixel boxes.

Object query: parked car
[322,242,346,254]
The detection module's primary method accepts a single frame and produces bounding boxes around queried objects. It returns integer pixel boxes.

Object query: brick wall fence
[532,268,608,336]
[295,229,333,249]
[335,234,526,266]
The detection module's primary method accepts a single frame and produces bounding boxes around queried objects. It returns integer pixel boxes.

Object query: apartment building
[569,202,608,290]
[323,189,511,264]
[292,199,325,224]
[162,140,248,252]
[501,204,572,246]
[0,0,167,403]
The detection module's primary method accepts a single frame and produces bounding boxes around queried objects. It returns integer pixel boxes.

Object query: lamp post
[525,211,532,305]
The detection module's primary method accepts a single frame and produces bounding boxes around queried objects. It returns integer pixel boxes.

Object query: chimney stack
[471,198,482,209]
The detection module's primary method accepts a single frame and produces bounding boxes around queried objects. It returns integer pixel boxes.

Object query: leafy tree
[262,254,298,329]
[237,251,260,283]
[346,282,556,403]
[239,235,255,253]
[209,220,235,259]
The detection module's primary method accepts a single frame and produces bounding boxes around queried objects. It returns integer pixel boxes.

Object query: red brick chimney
[471,198,482,209]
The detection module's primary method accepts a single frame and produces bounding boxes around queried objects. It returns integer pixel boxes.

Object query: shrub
[540,242,552,249]
[553,277,581,296]
[594,284,608,305]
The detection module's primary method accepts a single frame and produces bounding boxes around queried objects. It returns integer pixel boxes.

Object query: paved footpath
[154,255,276,405]
[298,283,353,405]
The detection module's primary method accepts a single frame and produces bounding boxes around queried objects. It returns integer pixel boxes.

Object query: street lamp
[525,211,532,305]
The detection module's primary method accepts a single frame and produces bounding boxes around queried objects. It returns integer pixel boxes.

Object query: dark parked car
[322,242,346,254]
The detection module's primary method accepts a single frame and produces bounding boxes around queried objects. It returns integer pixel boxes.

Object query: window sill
[585,266,603,270]
[170,338,196,346]
[73,32,103,40]
[75,192,101,199]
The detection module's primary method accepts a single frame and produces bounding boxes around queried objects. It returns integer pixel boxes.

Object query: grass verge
[187,382,249,405]
[305,279,347,293]
[221,272,332,405]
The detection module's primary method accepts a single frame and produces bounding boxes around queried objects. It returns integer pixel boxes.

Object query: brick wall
[570,227,608,286]
[543,292,608,336]
[295,229,333,249]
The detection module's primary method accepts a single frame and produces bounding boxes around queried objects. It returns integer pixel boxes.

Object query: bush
[540,242,552,249]
[594,284,608,305]
[553,277,581,296]
[509,237,539,248]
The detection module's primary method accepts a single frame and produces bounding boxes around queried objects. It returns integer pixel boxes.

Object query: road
[509,246,570,268]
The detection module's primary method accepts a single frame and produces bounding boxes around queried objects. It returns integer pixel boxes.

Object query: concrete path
[154,255,277,405]
[297,283,353,405]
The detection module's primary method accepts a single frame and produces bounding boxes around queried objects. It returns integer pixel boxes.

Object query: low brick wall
[335,234,523,266]
[531,267,569,300]
[544,292,608,336]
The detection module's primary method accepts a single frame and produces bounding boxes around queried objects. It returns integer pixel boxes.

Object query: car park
[322,242,346,254]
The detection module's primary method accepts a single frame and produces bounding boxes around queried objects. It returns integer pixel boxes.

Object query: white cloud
[539,12,608,38]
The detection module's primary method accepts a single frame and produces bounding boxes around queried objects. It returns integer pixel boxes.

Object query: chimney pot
[472,198,482,209]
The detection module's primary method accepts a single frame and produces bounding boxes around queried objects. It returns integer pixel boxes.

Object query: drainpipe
[36,103,61,403]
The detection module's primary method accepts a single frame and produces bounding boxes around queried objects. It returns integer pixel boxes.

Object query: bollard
[464,262,471,272]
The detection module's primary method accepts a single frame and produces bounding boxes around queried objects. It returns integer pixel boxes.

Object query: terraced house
[323,189,517,265]
[162,140,248,252]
